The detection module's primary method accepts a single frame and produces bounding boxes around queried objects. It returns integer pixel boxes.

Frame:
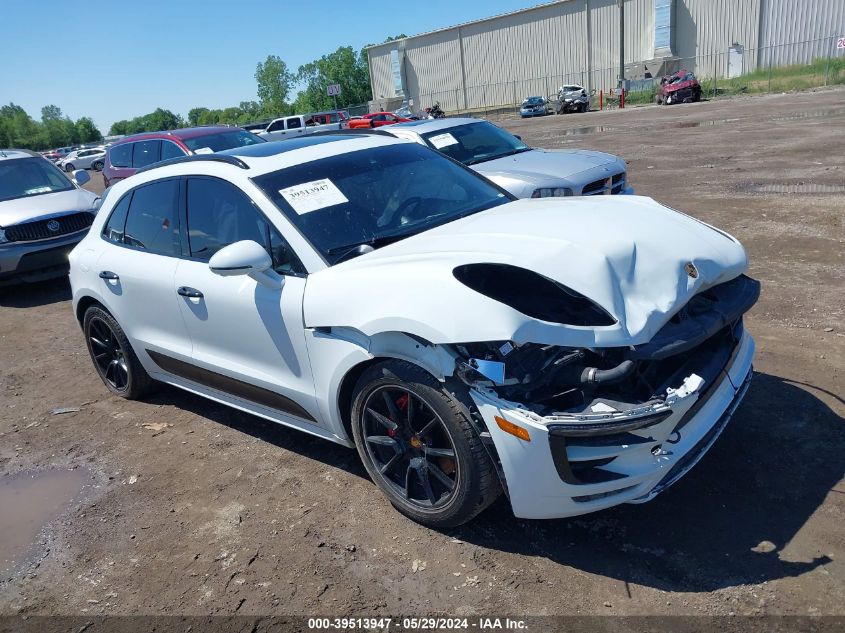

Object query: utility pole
[618,0,625,90]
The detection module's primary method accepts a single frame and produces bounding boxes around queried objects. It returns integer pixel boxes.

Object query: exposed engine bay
[453,274,760,419]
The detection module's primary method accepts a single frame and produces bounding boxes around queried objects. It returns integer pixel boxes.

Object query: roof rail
[0,148,41,158]
[134,153,250,175]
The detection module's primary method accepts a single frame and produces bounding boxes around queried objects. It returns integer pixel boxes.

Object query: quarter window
[131,140,161,168]
[161,141,185,161]
[123,179,180,255]
[186,177,302,274]
[109,143,132,168]
[102,193,132,244]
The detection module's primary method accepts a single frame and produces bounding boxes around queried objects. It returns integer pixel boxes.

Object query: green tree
[109,120,130,136]
[294,46,372,113]
[75,117,102,143]
[187,107,209,127]
[0,103,41,149]
[255,55,293,114]
[41,105,63,121]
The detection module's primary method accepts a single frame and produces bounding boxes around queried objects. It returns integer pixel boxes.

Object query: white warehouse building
[366,0,844,112]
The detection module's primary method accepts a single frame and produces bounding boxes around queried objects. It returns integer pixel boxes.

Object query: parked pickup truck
[256,111,348,141]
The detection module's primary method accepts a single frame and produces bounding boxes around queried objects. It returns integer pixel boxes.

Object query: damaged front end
[452,274,760,519]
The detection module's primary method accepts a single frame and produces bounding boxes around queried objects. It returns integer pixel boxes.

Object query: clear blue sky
[3,0,533,133]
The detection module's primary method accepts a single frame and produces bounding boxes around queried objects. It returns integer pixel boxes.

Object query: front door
[173,176,321,426]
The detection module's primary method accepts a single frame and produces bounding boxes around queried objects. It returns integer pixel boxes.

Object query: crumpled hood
[304,196,749,348]
[0,188,98,227]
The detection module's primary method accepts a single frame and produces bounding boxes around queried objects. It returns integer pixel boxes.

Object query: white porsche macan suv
[69,134,758,527]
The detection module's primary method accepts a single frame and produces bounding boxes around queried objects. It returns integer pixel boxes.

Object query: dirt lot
[1,89,843,618]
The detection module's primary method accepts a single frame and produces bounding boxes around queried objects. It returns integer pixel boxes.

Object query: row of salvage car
[2,115,758,527]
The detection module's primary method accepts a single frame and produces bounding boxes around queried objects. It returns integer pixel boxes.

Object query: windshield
[253,143,511,264]
[420,121,530,166]
[523,97,544,105]
[0,157,74,203]
[183,130,265,153]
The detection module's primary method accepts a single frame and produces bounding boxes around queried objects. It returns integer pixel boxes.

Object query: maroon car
[102,126,264,188]
[656,69,702,105]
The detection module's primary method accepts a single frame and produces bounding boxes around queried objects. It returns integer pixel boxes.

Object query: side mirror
[72,170,90,186]
[208,240,281,289]
[514,135,522,141]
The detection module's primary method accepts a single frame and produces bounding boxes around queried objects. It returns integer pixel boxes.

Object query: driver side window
[185,177,304,275]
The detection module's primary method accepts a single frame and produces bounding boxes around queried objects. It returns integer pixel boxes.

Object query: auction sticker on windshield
[428,132,459,149]
[280,178,349,214]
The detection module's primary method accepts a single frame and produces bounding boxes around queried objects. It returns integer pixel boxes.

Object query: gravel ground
[0,88,843,618]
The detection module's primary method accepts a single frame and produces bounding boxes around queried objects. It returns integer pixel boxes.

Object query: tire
[350,360,500,527]
[64,163,75,172]
[92,160,104,171]
[83,305,156,399]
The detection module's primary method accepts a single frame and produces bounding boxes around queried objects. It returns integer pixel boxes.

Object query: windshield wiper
[326,228,425,263]
[465,147,531,165]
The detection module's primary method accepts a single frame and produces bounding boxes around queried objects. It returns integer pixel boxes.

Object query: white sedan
[59,147,106,172]
[383,118,632,198]
[69,133,757,527]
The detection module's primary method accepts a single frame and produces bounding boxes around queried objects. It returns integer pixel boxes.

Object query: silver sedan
[383,117,633,199]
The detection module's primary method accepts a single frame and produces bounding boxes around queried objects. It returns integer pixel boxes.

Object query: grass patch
[623,56,845,104]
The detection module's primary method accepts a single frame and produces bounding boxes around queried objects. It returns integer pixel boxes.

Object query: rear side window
[123,179,180,256]
[132,140,161,168]
[109,144,132,168]
[186,177,302,274]
[286,118,302,129]
[102,193,132,243]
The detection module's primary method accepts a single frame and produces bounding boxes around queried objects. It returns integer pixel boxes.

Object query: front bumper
[0,233,86,286]
[470,329,755,519]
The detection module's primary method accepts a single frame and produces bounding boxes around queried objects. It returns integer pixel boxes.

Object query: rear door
[285,117,304,137]
[94,178,192,368]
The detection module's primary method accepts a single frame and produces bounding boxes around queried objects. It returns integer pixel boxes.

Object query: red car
[656,69,702,105]
[347,112,412,129]
[102,126,264,188]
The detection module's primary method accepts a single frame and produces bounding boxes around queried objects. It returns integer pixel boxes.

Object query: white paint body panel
[305,196,747,348]
[69,135,755,521]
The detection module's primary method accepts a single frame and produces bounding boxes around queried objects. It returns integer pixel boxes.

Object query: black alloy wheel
[361,384,459,509]
[83,305,155,399]
[87,315,129,391]
[351,360,500,527]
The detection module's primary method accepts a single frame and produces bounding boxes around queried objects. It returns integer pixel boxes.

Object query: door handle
[177,286,204,299]
[99,271,119,281]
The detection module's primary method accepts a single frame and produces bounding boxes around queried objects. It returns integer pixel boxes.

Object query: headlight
[0,228,7,244]
[531,187,572,198]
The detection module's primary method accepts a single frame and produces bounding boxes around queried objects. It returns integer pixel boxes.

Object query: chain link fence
[389,36,844,119]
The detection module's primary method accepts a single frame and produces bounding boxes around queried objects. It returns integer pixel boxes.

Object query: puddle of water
[559,125,616,136]
[0,469,89,574]
[741,183,845,194]
[771,108,845,122]
[667,118,741,128]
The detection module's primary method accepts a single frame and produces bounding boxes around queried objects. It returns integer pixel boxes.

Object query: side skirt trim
[146,349,317,423]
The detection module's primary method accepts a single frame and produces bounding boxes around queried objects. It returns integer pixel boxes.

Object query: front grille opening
[582,178,608,195]
[5,212,94,243]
